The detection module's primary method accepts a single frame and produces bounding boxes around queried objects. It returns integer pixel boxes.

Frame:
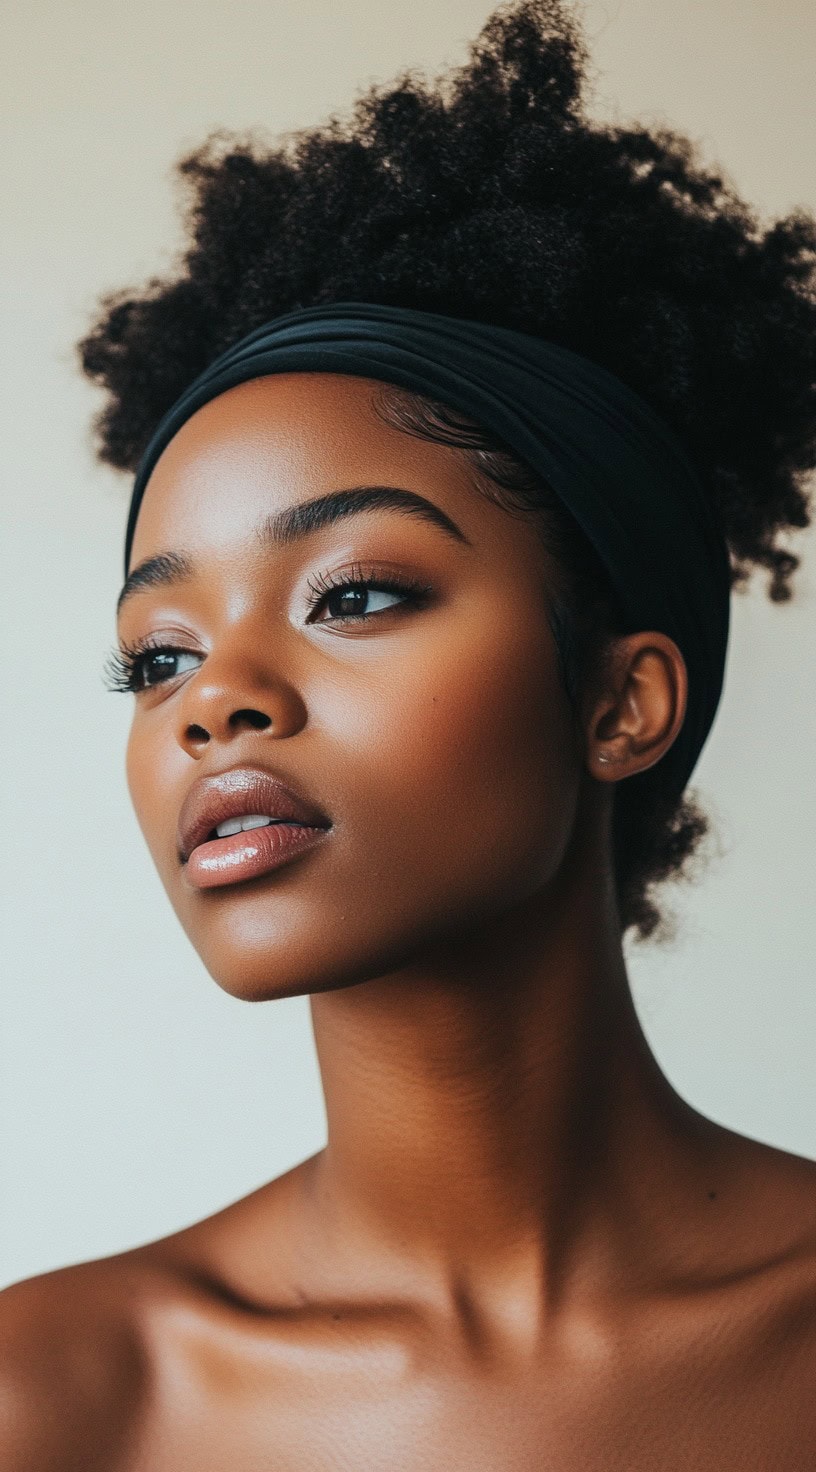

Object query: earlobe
[588,633,688,781]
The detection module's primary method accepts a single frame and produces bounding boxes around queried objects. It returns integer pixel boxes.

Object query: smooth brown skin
[2,373,815,1470]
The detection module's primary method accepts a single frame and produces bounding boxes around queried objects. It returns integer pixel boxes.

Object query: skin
[1,371,815,1470]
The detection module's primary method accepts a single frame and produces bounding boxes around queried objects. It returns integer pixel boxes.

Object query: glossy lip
[177,765,332,864]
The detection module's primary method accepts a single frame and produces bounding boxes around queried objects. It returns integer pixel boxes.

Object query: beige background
[1,0,814,1289]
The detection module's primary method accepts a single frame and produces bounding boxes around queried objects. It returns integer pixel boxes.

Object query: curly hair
[78,0,816,941]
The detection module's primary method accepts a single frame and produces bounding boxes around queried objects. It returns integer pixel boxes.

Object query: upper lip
[177,765,331,863]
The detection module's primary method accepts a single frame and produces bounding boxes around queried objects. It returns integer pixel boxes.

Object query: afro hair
[79,0,816,939]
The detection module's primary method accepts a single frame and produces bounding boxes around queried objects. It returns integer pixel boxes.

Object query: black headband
[125,300,731,795]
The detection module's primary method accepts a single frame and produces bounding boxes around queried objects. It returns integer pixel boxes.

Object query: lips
[177,766,331,864]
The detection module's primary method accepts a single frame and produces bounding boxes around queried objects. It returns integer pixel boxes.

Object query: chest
[126,1328,813,1472]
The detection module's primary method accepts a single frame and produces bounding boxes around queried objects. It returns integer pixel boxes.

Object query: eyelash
[102,564,433,694]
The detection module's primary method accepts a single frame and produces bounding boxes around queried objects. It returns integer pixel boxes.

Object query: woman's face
[120,373,586,1000]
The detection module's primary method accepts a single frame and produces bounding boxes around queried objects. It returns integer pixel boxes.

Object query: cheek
[119,611,582,999]
[124,716,186,872]
[125,724,146,838]
[327,617,581,916]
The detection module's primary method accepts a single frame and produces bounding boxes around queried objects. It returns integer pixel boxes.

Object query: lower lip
[183,822,330,890]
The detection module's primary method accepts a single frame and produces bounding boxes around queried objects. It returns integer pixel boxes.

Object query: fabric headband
[124,300,731,796]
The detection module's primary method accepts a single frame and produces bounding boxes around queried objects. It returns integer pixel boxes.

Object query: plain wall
[1,0,814,1289]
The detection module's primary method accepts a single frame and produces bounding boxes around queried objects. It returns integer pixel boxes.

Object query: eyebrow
[116,484,470,617]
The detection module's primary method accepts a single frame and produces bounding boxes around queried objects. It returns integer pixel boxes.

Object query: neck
[308,849,697,1312]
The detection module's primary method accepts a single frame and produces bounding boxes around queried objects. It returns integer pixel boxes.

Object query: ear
[584,632,688,783]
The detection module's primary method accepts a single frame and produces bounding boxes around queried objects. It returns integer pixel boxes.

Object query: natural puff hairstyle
[78,0,816,941]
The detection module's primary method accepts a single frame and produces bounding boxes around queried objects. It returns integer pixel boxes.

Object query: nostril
[230,709,272,730]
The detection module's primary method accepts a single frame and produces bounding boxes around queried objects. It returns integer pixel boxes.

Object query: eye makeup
[104,561,434,693]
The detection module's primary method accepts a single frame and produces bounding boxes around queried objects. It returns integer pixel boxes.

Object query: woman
[2,1,815,1465]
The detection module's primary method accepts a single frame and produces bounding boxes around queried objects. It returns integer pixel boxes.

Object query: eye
[103,565,435,692]
[102,641,202,693]
[305,564,433,625]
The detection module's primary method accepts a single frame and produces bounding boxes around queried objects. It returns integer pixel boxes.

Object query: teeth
[215,814,277,839]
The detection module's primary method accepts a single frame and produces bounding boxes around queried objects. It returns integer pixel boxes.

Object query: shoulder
[705,1127,816,1354]
[734,1141,816,1427]
[0,1183,300,1472]
[0,1256,155,1471]
[728,1132,816,1252]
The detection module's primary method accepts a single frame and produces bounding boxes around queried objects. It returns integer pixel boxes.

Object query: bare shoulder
[0,1255,159,1472]
[726,1130,816,1248]
[742,1140,816,1413]
[706,1125,816,1348]
[0,1171,309,1472]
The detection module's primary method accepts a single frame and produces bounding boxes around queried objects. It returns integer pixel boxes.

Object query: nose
[175,644,307,754]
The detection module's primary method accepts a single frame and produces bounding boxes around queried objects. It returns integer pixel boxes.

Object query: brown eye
[138,649,202,687]
[314,583,407,622]
[305,567,433,626]
[102,643,203,694]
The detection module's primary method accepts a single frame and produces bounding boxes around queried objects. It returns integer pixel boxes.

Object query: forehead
[129,372,488,565]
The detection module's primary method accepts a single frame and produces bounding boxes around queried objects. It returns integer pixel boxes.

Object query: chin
[173,889,496,1004]
[161,820,560,1003]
